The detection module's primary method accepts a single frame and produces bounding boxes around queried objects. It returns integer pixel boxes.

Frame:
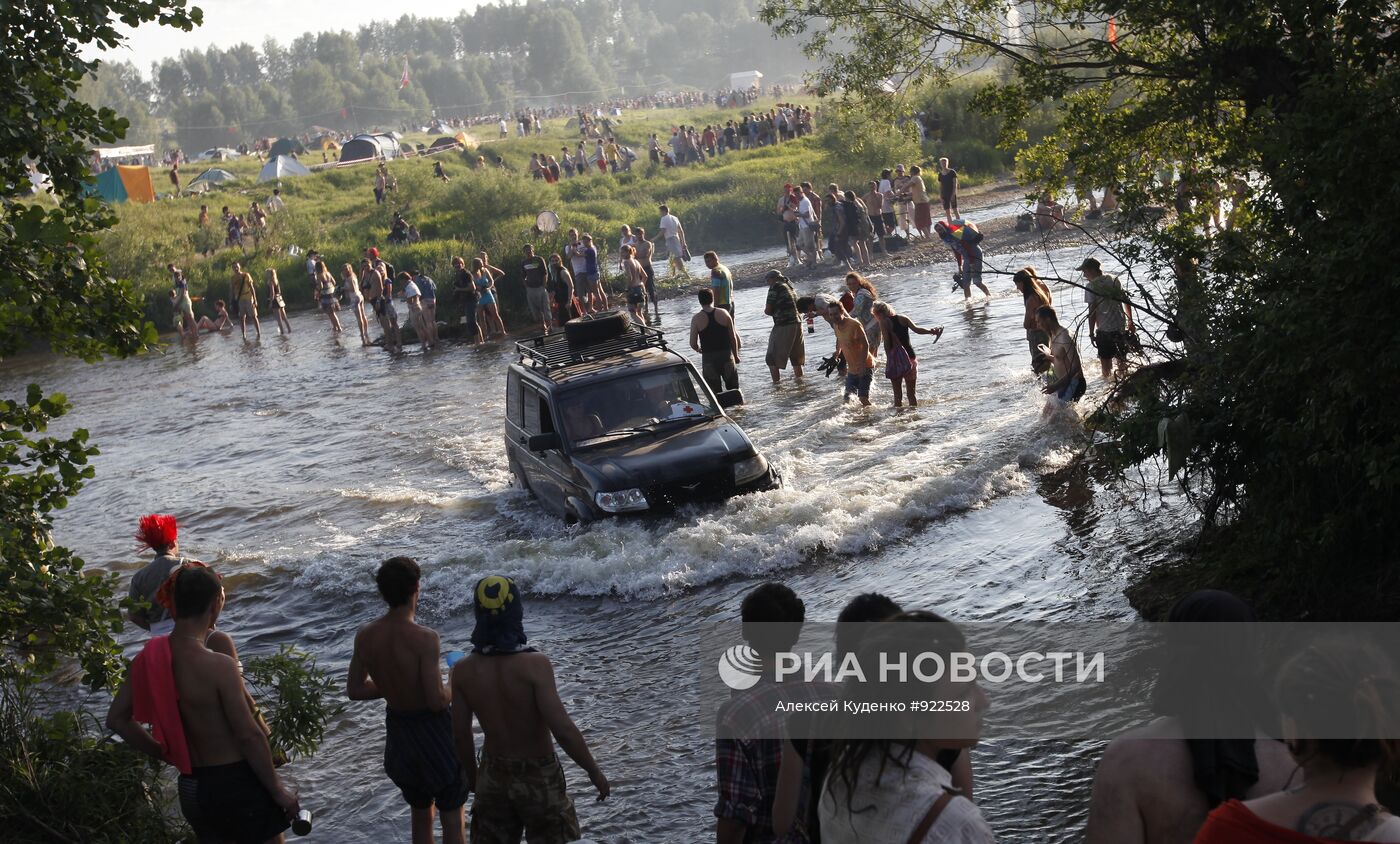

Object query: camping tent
[729,70,763,91]
[453,132,477,150]
[429,136,463,152]
[308,134,340,152]
[258,155,312,183]
[268,138,305,159]
[84,165,155,204]
[188,168,237,190]
[338,133,399,163]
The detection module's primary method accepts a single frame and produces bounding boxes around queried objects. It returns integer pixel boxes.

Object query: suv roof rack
[515,323,669,374]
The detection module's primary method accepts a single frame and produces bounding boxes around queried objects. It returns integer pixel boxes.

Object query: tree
[3,7,346,836]
[760,0,1400,617]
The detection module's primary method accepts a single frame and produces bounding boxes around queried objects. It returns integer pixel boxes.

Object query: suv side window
[523,384,541,434]
[507,372,523,426]
[522,386,556,436]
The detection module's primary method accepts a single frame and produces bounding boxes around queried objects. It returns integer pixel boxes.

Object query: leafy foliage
[1,0,199,361]
[0,386,124,689]
[0,682,186,843]
[760,0,1400,616]
[245,646,346,764]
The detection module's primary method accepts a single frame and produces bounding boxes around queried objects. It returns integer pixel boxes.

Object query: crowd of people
[172,175,1137,420]
[109,513,1400,844]
[768,161,967,279]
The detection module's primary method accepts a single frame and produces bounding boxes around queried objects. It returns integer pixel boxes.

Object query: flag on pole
[399,56,411,90]
[1107,16,1118,47]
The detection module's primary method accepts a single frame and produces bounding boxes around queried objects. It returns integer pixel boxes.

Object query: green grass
[103,98,960,331]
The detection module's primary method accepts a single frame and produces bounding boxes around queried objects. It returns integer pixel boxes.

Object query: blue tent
[85,167,128,203]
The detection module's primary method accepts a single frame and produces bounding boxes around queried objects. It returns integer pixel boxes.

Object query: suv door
[519,382,571,514]
[505,370,533,490]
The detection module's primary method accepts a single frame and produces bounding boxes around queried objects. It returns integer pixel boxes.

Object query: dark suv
[505,314,779,522]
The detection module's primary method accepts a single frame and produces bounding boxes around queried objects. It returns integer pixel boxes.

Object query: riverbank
[95,99,1015,333]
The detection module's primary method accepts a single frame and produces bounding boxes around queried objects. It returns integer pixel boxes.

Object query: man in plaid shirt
[715,583,828,843]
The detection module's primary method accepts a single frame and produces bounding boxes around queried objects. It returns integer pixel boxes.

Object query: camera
[950,272,964,293]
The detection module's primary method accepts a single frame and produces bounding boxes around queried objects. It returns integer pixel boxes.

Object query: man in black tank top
[689,288,741,393]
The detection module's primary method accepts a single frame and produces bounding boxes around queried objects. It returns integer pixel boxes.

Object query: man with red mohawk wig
[128,514,197,636]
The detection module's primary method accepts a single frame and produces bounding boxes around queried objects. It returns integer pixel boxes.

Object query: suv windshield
[560,365,716,446]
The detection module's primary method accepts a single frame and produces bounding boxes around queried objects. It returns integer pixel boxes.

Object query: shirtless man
[362,262,402,354]
[828,301,876,406]
[107,564,297,843]
[451,575,608,844]
[348,557,467,844]
[632,227,659,320]
[620,244,649,326]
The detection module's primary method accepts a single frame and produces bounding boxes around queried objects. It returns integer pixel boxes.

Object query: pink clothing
[130,635,192,775]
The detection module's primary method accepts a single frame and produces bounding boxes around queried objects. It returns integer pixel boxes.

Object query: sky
[95,0,480,72]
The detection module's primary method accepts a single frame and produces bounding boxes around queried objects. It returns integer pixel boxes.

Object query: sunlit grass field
[102,98,972,329]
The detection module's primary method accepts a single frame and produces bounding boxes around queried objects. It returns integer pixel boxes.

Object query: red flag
[1108,16,1118,47]
[399,57,410,90]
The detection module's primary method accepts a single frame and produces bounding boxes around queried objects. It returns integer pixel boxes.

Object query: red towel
[129,635,191,775]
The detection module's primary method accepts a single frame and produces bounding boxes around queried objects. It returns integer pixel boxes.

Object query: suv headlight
[595,488,649,513]
[733,454,769,485]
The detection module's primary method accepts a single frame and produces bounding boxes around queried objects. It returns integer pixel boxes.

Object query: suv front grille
[645,467,734,508]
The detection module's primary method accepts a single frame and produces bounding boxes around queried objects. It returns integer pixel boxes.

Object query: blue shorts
[1056,375,1085,402]
[844,370,873,401]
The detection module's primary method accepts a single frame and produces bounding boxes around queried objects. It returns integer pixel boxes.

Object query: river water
[1,242,1187,842]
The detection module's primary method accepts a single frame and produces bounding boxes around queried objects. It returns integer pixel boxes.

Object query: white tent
[95,144,156,160]
[729,70,763,91]
[258,155,311,183]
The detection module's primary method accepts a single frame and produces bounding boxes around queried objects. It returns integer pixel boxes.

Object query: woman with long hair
[342,263,371,346]
[1195,636,1400,842]
[845,272,881,355]
[265,268,291,335]
[1012,267,1054,373]
[874,301,942,407]
[313,259,342,334]
[472,257,506,340]
[819,612,995,843]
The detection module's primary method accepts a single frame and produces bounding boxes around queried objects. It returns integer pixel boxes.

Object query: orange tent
[117,165,156,203]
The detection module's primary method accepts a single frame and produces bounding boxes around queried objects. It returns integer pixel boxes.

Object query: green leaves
[0,385,124,690]
[244,646,347,763]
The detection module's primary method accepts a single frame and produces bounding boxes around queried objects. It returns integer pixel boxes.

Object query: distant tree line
[81,0,811,153]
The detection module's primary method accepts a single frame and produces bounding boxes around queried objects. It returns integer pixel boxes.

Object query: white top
[402,280,421,301]
[566,242,588,273]
[819,747,996,844]
[266,195,285,212]
[796,196,814,228]
[658,214,681,238]
[305,258,317,277]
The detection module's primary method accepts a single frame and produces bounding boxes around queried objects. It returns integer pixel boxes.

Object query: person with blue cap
[450,575,609,843]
